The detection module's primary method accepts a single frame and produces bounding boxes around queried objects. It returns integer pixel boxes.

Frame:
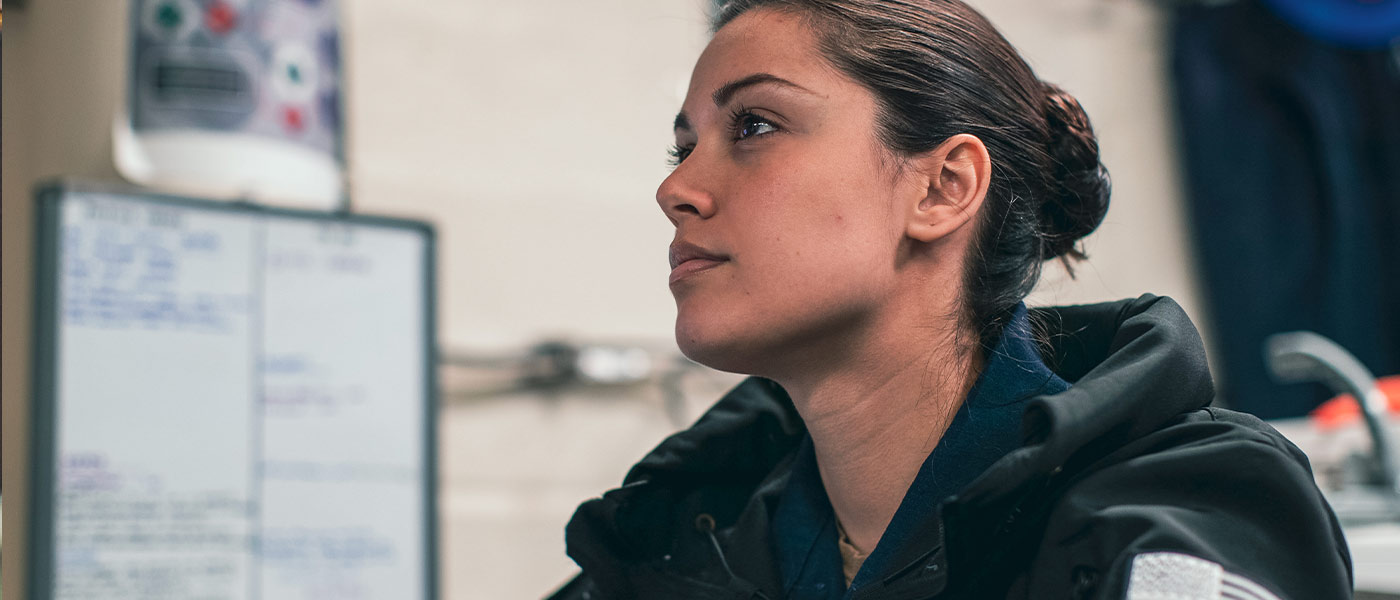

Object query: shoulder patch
[1126,552,1281,600]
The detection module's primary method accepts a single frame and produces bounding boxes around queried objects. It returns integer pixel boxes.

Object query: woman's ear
[904,134,992,243]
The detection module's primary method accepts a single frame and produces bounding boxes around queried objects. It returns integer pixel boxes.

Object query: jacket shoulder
[1018,407,1352,599]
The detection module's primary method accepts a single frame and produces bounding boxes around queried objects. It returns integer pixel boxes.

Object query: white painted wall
[344,0,715,351]
[1,1,1206,598]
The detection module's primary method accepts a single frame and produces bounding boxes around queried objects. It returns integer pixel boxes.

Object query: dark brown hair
[714,0,1111,348]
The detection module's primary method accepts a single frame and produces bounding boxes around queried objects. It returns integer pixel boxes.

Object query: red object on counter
[1310,375,1400,430]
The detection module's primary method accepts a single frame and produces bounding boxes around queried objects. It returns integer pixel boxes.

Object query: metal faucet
[1266,331,1400,524]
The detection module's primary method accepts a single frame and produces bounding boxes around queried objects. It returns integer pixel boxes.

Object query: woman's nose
[656,161,718,226]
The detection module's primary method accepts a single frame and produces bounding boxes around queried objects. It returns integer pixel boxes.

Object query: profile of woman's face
[659,9,921,375]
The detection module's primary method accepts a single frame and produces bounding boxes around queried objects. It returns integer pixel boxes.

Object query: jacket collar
[772,303,1070,598]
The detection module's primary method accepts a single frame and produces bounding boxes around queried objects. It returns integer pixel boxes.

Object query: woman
[551,1,1351,598]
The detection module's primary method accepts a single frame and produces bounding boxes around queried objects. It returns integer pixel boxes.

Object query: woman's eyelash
[666,145,691,167]
[728,106,779,140]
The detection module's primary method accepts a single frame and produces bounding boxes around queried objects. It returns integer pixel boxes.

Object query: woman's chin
[675,319,758,375]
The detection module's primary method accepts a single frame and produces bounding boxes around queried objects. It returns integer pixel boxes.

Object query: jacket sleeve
[1023,408,1352,600]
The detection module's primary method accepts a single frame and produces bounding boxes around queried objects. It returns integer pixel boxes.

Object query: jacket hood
[958,295,1215,498]
[564,294,1216,596]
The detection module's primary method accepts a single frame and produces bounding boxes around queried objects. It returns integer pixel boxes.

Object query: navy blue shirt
[771,304,1070,599]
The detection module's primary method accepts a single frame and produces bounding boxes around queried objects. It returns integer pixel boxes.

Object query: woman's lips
[669,257,727,286]
[668,241,728,286]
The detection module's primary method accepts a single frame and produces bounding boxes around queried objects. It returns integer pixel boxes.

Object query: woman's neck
[776,315,980,554]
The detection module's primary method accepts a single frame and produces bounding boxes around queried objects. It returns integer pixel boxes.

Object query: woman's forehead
[679,10,857,123]
[686,10,832,103]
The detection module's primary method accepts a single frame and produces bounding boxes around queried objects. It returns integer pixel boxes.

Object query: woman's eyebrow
[673,73,817,133]
[711,72,816,106]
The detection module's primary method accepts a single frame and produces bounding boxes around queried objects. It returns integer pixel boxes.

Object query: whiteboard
[30,182,437,600]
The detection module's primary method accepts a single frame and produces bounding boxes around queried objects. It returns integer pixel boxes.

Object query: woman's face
[660,9,923,375]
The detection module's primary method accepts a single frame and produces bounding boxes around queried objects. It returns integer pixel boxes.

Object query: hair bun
[1039,82,1111,262]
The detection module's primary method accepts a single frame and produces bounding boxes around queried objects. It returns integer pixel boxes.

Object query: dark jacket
[549,295,1352,599]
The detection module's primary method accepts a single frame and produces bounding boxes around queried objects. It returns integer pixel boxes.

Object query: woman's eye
[666,111,775,167]
[735,113,778,140]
